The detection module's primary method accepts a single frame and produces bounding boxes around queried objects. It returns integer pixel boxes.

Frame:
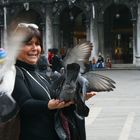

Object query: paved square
[85,70,140,140]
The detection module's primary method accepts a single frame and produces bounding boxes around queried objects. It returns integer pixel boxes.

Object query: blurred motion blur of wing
[0,32,25,79]
[82,71,116,92]
[63,41,93,72]
[0,31,26,123]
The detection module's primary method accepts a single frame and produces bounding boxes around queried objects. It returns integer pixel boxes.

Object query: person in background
[37,50,52,76]
[106,55,112,69]
[50,48,64,73]
[91,57,97,70]
[12,23,74,140]
[48,48,54,64]
[96,52,104,68]
[37,52,48,73]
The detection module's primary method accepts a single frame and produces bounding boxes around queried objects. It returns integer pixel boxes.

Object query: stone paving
[85,69,140,140]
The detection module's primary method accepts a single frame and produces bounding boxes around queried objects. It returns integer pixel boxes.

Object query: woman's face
[17,37,41,64]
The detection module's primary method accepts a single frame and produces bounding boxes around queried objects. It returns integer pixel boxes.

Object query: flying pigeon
[0,32,26,123]
[51,41,116,117]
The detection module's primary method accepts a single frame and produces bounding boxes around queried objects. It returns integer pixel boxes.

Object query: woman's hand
[85,92,96,101]
[48,99,74,110]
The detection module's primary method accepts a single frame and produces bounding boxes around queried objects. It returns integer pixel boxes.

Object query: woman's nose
[31,43,37,50]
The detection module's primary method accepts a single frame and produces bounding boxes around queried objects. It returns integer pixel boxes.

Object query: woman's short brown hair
[14,23,42,46]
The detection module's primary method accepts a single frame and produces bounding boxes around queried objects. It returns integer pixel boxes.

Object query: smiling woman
[10,23,75,140]
[15,23,42,65]
[17,36,41,64]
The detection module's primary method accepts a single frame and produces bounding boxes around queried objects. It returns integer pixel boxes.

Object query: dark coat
[12,60,59,140]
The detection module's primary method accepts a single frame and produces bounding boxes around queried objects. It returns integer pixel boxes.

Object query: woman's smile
[17,37,41,64]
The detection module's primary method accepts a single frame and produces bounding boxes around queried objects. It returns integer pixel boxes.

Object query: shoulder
[15,66,25,80]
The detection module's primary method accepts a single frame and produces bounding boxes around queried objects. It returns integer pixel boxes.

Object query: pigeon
[51,41,116,117]
[0,32,26,123]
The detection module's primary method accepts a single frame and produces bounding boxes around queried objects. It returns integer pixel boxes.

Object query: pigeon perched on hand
[51,41,116,117]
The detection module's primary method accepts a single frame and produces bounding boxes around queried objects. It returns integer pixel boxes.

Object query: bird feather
[62,41,116,94]
[63,41,92,72]
[51,41,116,117]
[0,31,26,123]
[82,71,116,92]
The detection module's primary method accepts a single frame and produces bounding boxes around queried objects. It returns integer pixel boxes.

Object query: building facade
[0,0,139,66]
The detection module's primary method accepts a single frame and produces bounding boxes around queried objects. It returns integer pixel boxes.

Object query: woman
[12,23,74,140]
[12,23,96,140]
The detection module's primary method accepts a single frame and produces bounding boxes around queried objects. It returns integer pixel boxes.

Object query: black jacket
[12,60,59,140]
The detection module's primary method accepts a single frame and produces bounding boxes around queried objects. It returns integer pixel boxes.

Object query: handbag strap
[21,67,51,99]
[16,66,25,80]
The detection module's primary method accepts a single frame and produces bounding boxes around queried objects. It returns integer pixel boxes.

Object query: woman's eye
[35,42,40,46]
[26,42,32,45]
[26,42,40,46]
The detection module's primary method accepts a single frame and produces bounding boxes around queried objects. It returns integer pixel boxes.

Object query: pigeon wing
[0,31,27,123]
[63,41,93,71]
[0,31,27,80]
[82,71,116,92]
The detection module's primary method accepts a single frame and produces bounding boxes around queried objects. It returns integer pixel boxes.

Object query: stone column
[3,6,7,48]
[53,17,60,49]
[136,3,140,66]
[45,5,54,52]
[86,20,90,41]
[132,19,137,64]
[40,23,46,52]
[97,18,104,56]
[89,16,99,60]
[0,25,4,48]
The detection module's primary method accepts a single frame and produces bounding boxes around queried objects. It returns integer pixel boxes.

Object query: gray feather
[51,41,116,117]
[82,71,116,92]
[63,41,93,72]
[0,32,26,123]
